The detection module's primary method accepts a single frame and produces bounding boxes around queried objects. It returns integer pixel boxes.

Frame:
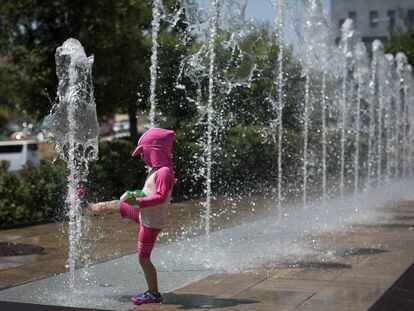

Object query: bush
[0,171,26,225]
[0,129,300,227]
[170,125,205,200]
[170,125,302,198]
[0,139,149,227]
[86,139,147,202]
[213,125,278,195]
[19,161,68,221]
[0,161,67,228]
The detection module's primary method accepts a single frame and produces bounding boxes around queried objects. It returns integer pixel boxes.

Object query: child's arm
[137,167,172,208]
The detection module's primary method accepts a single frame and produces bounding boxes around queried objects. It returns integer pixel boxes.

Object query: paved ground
[144,201,414,310]
[0,196,272,289]
[0,185,413,310]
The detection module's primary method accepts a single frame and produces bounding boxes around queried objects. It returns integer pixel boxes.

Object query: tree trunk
[128,104,138,144]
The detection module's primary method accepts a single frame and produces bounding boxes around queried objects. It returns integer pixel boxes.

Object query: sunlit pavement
[144,201,414,310]
[0,194,413,310]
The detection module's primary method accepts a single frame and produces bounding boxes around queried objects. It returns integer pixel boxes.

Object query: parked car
[10,131,33,140]
[0,140,40,171]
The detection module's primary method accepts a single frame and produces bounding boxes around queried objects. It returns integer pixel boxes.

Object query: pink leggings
[119,202,161,258]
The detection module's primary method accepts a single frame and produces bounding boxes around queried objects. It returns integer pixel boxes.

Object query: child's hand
[123,194,138,207]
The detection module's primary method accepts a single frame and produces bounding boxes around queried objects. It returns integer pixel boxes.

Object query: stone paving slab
[135,200,414,311]
[0,196,273,289]
[1,184,414,310]
[0,241,214,310]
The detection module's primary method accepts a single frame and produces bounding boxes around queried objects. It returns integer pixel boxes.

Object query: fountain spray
[270,0,285,217]
[374,41,385,186]
[338,19,353,200]
[395,52,408,178]
[42,39,99,288]
[205,0,219,237]
[353,42,369,196]
[367,40,380,189]
[384,54,395,181]
[149,0,162,127]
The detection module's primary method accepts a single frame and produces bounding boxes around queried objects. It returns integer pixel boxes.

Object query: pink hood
[132,128,175,168]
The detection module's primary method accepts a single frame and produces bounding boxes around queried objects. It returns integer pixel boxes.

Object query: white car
[0,140,40,171]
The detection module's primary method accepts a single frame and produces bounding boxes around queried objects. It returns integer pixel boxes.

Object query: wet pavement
[136,201,414,311]
[0,186,413,310]
[0,195,273,289]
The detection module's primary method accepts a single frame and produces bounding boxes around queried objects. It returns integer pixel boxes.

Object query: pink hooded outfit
[119,128,175,258]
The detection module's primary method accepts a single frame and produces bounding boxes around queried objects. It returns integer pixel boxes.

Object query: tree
[387,28,414,66]
[0,108,8,131]
[0,0,152,143]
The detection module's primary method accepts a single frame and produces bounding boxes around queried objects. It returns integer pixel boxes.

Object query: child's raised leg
[88,200,120,214]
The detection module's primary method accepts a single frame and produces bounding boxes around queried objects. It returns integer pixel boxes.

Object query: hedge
[0,161,67,227]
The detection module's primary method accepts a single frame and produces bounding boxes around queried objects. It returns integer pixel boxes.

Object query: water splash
[366,40,381,188]
[205,0,220,237]
[291,0,336,203]
[402,64,411,178]
[42,38,99,288]
[373,41,385,186]
[382,54,396,181]
[149,0,162,127]
[176,0,258,234]
[353,42,369,196]
[395,52,408,178]
[338,19,356,200]
[269,0,285,216]
[30,2,414,306]
[403,64,414,177]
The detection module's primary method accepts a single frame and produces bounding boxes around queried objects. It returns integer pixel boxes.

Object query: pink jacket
[132,128,175,209]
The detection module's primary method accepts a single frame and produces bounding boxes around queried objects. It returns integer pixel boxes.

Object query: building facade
[331,0,414,45]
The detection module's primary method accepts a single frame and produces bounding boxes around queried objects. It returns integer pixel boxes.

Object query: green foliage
[86,140,147,201]
[0,0,152,123]
[387,29,414,66]
[156,28,193,129]
[170,123,204,199]
[0,140,148,227]
[170,125,303,198]
[213,126,278,195]
[19,161,68,220]
[0,3,340,229]
[0,161,67,228]
[0,109,8,130]
[0,171,25,225]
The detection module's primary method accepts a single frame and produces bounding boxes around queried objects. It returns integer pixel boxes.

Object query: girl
[87,127,175,305]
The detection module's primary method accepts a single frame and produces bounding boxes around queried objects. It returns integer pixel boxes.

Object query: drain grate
[288,261,352,269]
[270,260,351,270]
[0,242,44,256]
[343,248,388,256]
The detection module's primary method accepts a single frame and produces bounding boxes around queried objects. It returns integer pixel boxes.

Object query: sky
[244,0,331,22]
[197,0,331,22]
[196,0,332,48]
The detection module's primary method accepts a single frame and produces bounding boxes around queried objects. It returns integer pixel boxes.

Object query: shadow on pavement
[361,223,414,229]
[369,263,414,311]
[269,260,352,270]
[0,301,102,311]
[338,247,389,256]
[162,293,258,309]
